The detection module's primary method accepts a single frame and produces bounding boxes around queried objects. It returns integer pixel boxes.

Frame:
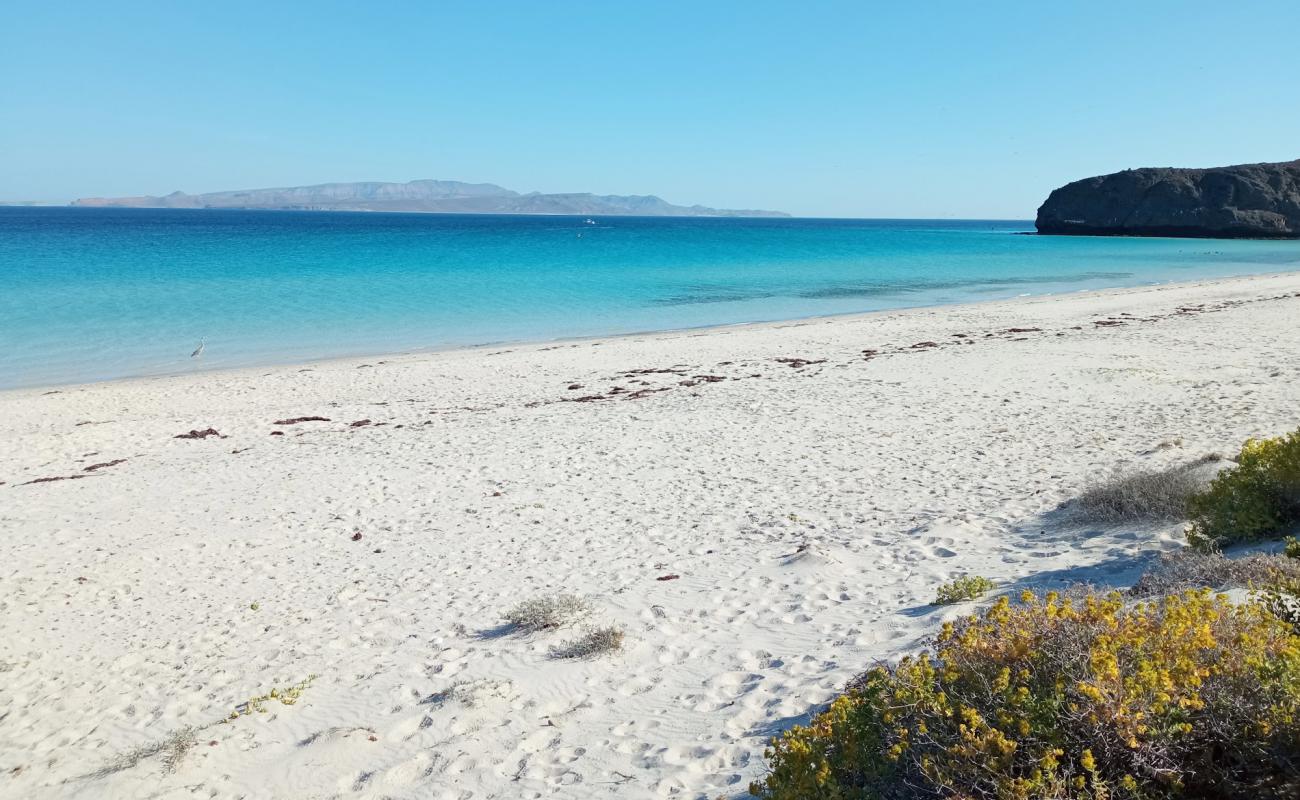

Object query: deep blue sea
[3,206,1298,389]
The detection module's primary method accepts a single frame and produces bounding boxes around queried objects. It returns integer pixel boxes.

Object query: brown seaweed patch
[175,428,223,439]
[20,474,90,486]
[84,459,127,472]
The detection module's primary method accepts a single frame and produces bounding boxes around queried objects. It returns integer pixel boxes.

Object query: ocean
[2,206,1298,389]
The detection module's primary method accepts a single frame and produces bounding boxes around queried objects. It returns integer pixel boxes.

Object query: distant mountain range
[70,180,788,217]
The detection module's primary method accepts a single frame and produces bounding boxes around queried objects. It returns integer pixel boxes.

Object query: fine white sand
[3,272,1299,799]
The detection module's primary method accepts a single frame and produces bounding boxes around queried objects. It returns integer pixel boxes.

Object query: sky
[2,1,1298,218]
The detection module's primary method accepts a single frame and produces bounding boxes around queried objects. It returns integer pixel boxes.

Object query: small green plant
[1187,429,1300,550]
[225,675,317,721]
[932,575,996,605]
[249,601,260,611]
[1286,536,1300,559]
[550,625,625,659]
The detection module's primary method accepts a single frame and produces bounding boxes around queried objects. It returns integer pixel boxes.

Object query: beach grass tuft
[503,594,593,632]
[1072,455,1222,523]
[549,625,625,659]
[87,725,198,779]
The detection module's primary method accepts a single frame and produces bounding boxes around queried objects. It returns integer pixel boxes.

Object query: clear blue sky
[3,1,1298,218]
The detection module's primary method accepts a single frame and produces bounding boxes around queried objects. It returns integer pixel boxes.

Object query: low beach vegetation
[225,675,316,721]
[1073,456,1220,523]
[1129,548,1300,597]
[87,726,199,779]
[932,575,996,605]
[88,675,317,780]
[549,625,625,659]
[1187,429,1300,550]
[753,589,1300,800]
[1262,578,1300,634]
[503,593,593,632]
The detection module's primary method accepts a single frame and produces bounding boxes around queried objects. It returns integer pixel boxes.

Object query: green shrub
[1187,429,1300,550]
[932,575,996,605]
[752,590,1300,800]
[1286,536,1300,560]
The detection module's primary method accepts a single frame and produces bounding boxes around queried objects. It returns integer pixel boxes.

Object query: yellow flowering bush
[752,590,1300,799]
[1187,429,1300,550]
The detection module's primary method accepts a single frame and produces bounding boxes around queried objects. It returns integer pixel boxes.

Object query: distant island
[70,180,789,218]
[1036,158,1300,238]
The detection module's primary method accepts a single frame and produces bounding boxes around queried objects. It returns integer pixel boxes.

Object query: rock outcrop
[1036,159,1300,238]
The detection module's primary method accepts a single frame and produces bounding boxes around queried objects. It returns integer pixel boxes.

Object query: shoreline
[3,270,1299,798]
[8,270,1295,397]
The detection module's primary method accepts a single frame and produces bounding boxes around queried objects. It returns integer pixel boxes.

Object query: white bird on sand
[190,338,205,359]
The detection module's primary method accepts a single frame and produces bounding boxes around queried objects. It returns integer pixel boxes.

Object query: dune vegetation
[754,429,1300,799]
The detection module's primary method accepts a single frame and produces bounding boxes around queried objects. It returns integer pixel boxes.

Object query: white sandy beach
[3,272,1299,800]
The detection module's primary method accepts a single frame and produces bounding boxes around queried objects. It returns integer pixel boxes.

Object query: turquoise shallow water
[2,207,1298,389]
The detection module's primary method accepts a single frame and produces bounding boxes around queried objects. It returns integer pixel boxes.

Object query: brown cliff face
[1036,160,1300,238]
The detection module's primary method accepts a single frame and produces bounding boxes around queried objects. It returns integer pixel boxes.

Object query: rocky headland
[1036,159,1300,238]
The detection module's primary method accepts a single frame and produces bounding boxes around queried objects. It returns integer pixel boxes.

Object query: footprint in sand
[616,672,661,696]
